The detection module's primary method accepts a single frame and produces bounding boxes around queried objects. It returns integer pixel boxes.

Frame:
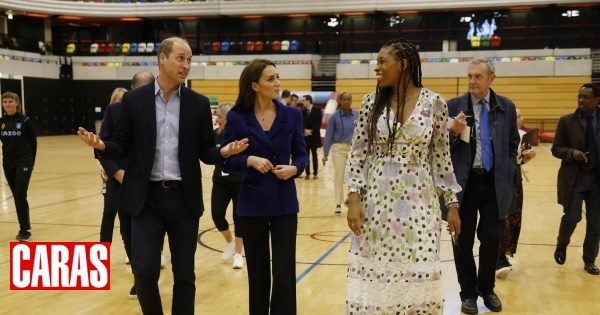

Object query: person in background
[322,92,358,215]
[281,89,291,105]
[551,83,600,276]
[345,39,461,314]
[446,57,520,314]
[291,93,299,108]
[0,92,37,242]
[221,59,308,314]
[97,72,157,300]
[210,103,245,269]
[496,108,537,278]
[301,94,322,179]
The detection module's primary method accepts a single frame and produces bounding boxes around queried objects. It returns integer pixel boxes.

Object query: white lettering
[12,244,30,288]
[89,244,108,288]
[51,245,70,287]
[70,245,89,287]
[31,245,50,288]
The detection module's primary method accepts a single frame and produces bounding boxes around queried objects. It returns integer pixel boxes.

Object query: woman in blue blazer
[221,59,308,315]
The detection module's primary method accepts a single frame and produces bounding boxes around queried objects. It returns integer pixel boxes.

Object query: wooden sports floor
[0,136,598,314]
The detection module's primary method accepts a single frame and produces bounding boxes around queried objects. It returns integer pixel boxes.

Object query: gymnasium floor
[0,136,598,314]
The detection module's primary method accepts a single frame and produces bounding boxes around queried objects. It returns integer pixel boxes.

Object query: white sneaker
[125,256,130,264]
[495,266,511,278]
[232,254,244,269]
[222,240,236,260]
[334,206,342,215]
[160,255,166,269]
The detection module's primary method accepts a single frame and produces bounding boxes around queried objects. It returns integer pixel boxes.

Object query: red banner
[10,242,110,290]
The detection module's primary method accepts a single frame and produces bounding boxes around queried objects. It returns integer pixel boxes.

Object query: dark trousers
[132,182,199,315]
[453,170,502,300]
[211,180,242,237]
[240,214,297,315]
[100,178,133,264]
[4,161,33,232]
[557,170,600,264]
[305,146,318,176]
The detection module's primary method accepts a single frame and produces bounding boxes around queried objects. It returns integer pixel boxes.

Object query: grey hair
[469,57,495,75]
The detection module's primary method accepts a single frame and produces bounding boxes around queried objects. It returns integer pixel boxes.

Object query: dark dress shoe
[461,299,478,315]
[584,262,600,275]
[480,292,502,312]
[554,249,566,265]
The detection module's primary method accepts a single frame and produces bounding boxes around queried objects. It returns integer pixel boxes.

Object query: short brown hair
[157,37,190,63]
[1,91,22,113]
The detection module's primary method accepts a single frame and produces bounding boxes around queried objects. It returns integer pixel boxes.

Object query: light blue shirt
[323,109,359,156]
[150,80,182,181]
[471,93,491,168]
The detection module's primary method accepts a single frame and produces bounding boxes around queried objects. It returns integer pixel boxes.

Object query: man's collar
[154,78,181,96]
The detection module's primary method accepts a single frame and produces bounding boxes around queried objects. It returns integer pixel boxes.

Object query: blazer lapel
[144,84,157,148]
[268,102,286,140]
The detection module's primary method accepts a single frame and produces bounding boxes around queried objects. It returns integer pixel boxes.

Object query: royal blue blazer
[221,100,308,217]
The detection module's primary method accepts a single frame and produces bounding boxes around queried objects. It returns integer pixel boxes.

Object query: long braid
[367,39,423,155]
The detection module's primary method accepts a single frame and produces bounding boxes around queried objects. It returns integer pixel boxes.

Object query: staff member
[322,92,358,215]
[1,92,36,242]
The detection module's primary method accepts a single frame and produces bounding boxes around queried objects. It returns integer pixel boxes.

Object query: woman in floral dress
[345,39,462,314]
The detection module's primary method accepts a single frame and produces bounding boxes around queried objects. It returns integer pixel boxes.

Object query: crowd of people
[3,35,597,314]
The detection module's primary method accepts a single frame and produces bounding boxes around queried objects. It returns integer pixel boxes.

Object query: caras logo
[10,242,110,290]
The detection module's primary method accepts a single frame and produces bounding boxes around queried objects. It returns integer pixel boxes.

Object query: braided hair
[367,39,423,155]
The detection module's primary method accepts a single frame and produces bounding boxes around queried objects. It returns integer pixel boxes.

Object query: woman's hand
[347,193,364,236]
[446,207,461,245]
[247,156,274,174]
[522,148,536,164]
[272,165,298,180]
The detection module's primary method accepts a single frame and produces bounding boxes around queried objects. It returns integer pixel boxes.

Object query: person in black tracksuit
[1,92,37,242]
[210,103,245,269]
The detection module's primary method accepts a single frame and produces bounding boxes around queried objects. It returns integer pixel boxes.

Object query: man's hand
[272,165,298,180]
[113,169,125,184]
[347,193,364,236]
[322,155,328,166]
[571,149,588,163]
[247,156,274,174]
[451,112,468,137]
[522,148,536,164]
[446,207,461,243]
[303,129,312,137]
[78,127,105,150]
[221,138,249,157]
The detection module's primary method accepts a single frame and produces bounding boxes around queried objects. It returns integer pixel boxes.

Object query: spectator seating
[90,43,98,54]
[290,40,299,52]
[66,43,76,54]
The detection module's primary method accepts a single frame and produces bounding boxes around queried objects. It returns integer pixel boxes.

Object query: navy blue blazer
[444,89,520,219]
[221,100,308,217]
[100,82,223,219]
[97,102,127,177]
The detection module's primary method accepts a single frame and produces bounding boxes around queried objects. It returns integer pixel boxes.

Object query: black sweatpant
[4,161,33,232]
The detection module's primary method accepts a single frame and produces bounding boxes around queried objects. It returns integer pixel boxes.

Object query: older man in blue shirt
[322,92,359,215]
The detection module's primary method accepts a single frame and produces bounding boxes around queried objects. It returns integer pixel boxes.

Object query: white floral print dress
[345,89,461,314]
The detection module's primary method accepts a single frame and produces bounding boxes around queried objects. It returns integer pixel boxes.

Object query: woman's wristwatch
[348,186,361,197]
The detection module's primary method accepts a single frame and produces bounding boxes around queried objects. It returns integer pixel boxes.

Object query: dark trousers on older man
[453,169,503,300]
[557,169,600,264]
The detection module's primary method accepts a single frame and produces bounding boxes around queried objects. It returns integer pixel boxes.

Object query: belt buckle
[162,180,172,189]
[473,168,484,174]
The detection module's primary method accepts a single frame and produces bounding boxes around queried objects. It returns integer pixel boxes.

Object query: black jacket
[0,113,37,166]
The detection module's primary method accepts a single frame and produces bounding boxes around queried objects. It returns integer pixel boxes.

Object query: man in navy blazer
[301,94,322,179]
[444,58,519,314]
[78,37,247,315]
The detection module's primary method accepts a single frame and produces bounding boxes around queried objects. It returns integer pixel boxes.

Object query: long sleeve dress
[345,88,461,314]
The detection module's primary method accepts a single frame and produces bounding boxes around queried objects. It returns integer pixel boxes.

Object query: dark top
[213,130,243,183]
[0,113,37,166]
[97,102,127,177]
